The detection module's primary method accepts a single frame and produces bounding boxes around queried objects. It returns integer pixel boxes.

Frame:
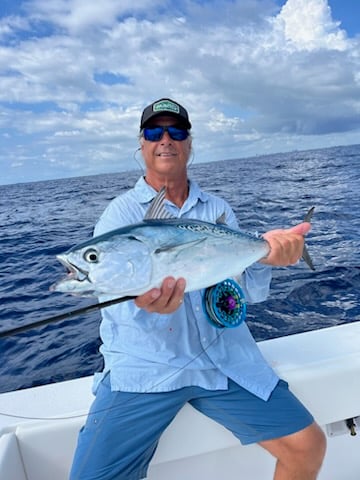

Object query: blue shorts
[70,375,313,480]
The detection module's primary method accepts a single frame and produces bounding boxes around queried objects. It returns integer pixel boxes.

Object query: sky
[0,0,359,185]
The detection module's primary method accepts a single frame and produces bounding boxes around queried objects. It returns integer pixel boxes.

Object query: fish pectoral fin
[153,238,206,255]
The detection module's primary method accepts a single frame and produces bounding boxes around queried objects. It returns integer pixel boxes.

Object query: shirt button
[195,305,200,312]
[202,337,207,343]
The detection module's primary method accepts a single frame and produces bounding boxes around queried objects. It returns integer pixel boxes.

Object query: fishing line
[0,281,246,419]
[0,327,227,421]
[0,325,262,472]
[0,296,135,339]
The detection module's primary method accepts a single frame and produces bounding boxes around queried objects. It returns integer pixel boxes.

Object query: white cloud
[24,0,167,32]
[0,0,359,184]
[273,0,348,51]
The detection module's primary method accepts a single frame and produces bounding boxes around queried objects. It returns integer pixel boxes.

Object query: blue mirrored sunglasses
[143,126,189,142]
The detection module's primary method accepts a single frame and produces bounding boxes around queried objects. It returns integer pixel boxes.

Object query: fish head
[51,234,152,296]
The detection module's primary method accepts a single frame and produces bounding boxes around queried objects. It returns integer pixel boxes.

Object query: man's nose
[160,131,172,143]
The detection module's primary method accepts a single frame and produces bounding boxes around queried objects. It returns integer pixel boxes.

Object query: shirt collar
[133,176,208,210]
[133,176,158,204]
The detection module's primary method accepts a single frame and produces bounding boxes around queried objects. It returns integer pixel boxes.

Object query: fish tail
[304,206,315,223]
[302,206,316,271]
[302,244,316,271]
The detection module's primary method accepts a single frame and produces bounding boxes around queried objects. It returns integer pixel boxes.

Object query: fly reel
[203,278,246,329]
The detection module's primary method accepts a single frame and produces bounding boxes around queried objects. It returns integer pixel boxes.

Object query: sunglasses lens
[143,126,189,142]
[143,127,163,141]
[168,127,189,141]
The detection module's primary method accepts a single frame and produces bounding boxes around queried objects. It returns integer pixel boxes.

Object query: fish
[52,188,313,297]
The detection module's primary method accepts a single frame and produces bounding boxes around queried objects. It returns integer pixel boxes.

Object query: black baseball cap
[140,98,191,130]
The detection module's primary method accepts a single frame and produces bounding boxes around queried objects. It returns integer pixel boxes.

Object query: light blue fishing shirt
[93,177,279,401]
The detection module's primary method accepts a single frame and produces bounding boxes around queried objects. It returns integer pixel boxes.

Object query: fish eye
[83,248,99,263]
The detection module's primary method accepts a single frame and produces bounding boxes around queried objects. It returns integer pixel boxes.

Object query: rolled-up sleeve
[241,263,272,303]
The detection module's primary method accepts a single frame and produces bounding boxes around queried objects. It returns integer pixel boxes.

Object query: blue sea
[1,144,359,394]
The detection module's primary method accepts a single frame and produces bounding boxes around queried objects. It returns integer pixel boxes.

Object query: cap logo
[153,99,180,114]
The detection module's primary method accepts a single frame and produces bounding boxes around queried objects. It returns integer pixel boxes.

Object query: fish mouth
[55,255,90,283]
[50,255,96,297]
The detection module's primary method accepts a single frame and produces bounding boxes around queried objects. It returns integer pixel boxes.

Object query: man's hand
[135,276,186,314]
[261,222,311,267]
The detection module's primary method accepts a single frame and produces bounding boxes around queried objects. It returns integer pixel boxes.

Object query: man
[70,98,326,480]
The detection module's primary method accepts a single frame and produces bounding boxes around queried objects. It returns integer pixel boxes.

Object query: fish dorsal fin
[144,187,176,220]
[216,212,227,225]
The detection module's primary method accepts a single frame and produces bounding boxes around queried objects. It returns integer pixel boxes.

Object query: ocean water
[0,144,359,394]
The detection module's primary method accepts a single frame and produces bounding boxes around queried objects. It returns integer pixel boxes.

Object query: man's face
[141,116,192,178]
